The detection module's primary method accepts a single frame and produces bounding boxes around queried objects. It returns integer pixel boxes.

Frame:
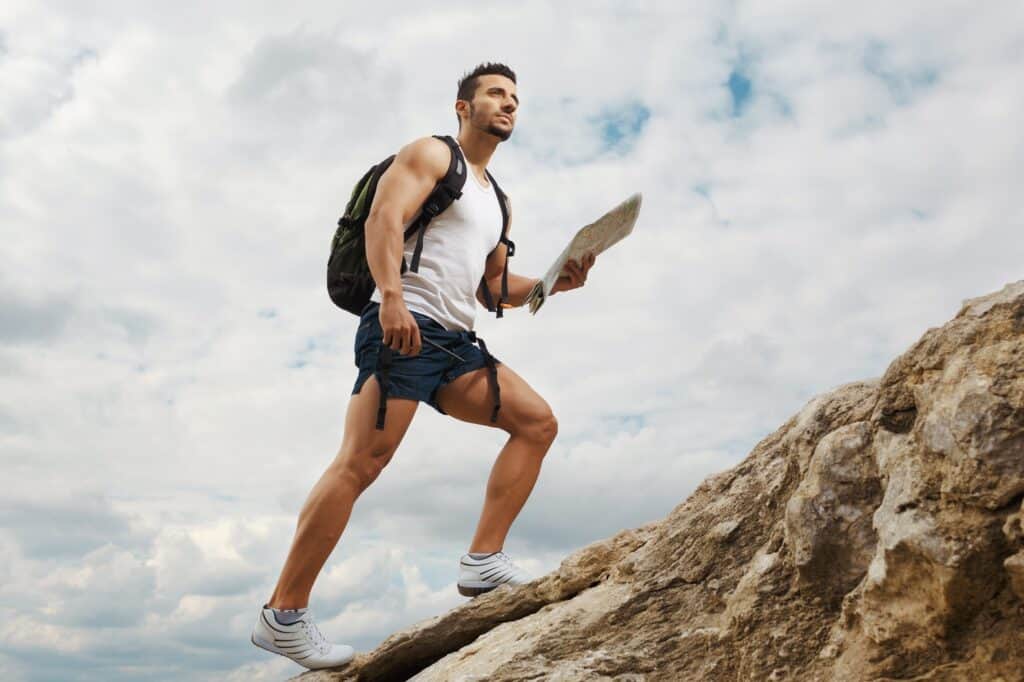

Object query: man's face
[461,74,518,141]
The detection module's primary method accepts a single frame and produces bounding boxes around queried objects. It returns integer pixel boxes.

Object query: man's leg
[434,363,558,553]
[266,374,419,609]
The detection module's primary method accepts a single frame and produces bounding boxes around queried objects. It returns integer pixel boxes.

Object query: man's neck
[456,131,499,170]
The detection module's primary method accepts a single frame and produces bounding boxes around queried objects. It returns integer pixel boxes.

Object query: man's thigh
[433,362,553,433]
[343,374,419,452]
[334,374,420,488]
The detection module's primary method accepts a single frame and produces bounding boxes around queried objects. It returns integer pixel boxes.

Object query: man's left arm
[476,199,597,309]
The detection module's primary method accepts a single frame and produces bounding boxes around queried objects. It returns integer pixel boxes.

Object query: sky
[1,1,1022,680]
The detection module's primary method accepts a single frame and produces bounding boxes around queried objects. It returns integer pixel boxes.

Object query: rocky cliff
[295,281,1024,681]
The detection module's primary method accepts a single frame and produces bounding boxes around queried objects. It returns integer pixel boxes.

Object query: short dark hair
[456,62,517,130]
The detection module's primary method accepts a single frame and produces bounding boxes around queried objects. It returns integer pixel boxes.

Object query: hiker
[251,62,597,670]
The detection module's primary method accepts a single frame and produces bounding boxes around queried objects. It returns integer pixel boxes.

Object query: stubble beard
[469,102,512,142]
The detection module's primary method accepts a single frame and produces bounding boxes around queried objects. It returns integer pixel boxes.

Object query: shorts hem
[442,358,501,386]
[426,358,503,415]
[351,371,426,403]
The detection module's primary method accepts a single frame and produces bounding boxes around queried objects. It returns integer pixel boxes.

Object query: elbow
[477,278,499,310]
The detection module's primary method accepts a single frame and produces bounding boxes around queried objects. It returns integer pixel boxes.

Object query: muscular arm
[365,136,449,356]
[365,137,449,300]
[477,248,583,310]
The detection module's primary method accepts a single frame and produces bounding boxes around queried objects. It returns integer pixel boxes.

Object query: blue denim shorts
[352,301,503,428]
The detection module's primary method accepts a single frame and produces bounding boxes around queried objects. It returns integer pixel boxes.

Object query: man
[251,62,597,670]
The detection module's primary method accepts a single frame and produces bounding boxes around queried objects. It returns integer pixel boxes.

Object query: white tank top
[369,142,504,332]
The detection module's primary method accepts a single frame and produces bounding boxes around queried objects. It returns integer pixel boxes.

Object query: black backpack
[327,134,516,318]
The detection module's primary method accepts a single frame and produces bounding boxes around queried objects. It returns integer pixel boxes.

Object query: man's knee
[332,443,398,491]
[515,410,558,446]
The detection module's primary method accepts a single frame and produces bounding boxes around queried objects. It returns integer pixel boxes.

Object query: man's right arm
[364,137,449,356]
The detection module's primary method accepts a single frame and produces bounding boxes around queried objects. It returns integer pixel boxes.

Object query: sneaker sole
[458,584,496,597]
[458,579,516,597]
[251,629,355,669]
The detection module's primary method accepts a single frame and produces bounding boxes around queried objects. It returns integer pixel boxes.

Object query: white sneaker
[250,603,355,670]
[458,551,532,597]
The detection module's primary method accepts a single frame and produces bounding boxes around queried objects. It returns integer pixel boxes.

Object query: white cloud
[1,0,1022,679]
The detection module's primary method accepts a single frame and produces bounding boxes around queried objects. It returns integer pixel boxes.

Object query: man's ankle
[468,548,501,556]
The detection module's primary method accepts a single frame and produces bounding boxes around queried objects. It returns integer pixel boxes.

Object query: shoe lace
[494,551,530,581]
[302,615,329,654]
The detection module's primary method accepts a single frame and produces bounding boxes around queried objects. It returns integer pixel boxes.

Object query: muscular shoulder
[394,136,450,183]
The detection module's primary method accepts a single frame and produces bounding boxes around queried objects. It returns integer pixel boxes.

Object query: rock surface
[292,281,1024,681]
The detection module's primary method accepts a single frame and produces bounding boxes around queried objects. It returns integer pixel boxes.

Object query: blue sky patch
[727,67,753,117]
[591,100,651,153]
[511,96,651,165]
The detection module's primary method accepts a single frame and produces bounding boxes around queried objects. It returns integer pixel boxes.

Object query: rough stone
[288,281,1024,682]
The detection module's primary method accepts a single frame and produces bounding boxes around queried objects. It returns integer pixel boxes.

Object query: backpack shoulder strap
[480,168,514,318]
[485,170,512,249]
[434,134,468,195]
[405,135,468,273]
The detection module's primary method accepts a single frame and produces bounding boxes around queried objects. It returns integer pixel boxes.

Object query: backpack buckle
[435,185,462,204]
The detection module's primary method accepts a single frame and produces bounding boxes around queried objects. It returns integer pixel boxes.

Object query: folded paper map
[524,192,643,314]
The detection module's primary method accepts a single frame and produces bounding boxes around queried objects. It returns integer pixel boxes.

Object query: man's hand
[379,297,422,356]
[551,251,596,295]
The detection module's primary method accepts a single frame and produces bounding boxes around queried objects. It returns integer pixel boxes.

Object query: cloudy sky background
[1,1,1021,679]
